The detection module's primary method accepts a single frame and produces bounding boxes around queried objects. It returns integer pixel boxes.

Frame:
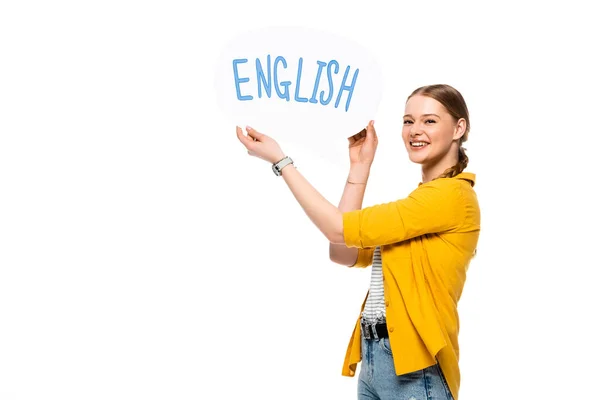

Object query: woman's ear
[453,118,467,141]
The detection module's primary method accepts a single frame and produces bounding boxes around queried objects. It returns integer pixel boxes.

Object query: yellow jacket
[341,172,480,400]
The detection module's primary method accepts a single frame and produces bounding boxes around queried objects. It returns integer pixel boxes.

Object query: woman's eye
[403,120,413,125]
[425,119,436,124]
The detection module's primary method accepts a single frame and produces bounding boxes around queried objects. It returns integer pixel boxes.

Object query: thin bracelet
[347,180,367,185]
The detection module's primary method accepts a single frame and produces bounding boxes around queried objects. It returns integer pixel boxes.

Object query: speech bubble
[215,26,384,154]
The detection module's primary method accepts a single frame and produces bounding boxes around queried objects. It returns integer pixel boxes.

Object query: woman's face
[402,95,464,166]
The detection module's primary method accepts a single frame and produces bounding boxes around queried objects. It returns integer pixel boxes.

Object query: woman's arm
[329,165,371,266]
[237,124,468,252]
[279,161,466,249]
[279,161,346,244]
[343,178,467,248]
[236,123,378,246]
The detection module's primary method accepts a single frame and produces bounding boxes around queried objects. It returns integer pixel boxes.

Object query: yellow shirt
[341,172,480,400]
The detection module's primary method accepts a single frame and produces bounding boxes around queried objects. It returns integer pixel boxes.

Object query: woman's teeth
[411,142,428,147]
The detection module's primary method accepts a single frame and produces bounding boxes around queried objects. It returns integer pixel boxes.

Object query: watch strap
[272,156,294,176]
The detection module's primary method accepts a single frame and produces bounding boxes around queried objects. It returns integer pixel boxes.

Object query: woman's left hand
[236,126,286,164]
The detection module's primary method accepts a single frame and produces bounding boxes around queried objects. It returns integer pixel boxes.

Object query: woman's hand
[236,126,286,164]
[348,120,378,167]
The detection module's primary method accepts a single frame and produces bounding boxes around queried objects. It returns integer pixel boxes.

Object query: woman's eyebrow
[403,113,441,119]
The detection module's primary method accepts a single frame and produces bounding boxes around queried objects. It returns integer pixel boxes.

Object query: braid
[436,145,469,179]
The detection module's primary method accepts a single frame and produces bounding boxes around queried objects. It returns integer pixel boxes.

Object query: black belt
[360,321,389,339]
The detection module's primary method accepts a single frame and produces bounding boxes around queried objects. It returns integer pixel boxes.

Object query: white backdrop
[1,1,599,399]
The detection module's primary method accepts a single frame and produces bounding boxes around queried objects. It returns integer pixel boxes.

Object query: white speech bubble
[215,26,383,154]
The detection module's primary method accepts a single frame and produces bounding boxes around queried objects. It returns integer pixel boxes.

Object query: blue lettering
[274,56,291,101]
[320,60,339,105]
[294,57,308,103]
[309,61,327,104]
[335,66,359,112]
[232,58,253,101]
[256,55,272,99]
[233,56,358,110]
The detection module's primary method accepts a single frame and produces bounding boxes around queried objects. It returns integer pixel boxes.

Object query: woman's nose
[410,128,423,137]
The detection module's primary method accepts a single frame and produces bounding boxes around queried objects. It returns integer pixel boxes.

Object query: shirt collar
[456,172,476,187]
[418,172,476,187]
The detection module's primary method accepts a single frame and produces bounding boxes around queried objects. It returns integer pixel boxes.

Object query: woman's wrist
[348,164,371,184]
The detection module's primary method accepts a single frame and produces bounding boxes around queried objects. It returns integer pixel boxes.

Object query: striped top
[361,246,386,323]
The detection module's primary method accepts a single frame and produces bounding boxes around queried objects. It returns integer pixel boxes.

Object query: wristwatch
[272,156,294,176]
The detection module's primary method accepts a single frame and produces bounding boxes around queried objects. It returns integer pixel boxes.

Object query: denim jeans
[358,335,454,400]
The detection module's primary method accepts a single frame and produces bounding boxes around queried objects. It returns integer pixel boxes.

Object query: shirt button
[385,301,390,307]
[389,326,394,333]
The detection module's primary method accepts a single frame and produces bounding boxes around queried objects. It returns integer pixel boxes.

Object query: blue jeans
[358,335,454,400]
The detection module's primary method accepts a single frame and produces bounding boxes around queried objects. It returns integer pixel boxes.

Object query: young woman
[236,84,480,400]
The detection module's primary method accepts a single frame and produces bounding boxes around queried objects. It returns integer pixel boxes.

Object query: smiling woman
[236,84,480,400]
[402,85,470,182]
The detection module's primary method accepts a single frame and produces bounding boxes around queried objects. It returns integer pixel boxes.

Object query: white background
[1,1,599,399]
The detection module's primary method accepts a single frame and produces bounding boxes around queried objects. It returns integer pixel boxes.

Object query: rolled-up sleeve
[350,248,375,268]
[342,179,464,249]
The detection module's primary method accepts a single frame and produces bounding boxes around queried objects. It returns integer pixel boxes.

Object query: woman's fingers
[237,126,260,158]
[237,125,262,145]
[348,128,366,146]
[366,120,376,139]
[246,126,265,142]
[236,126,251,145]
[355,129,366,141]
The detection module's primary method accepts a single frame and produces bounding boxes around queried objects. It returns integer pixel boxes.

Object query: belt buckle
[371,322,379,340]
[361,322,371,340]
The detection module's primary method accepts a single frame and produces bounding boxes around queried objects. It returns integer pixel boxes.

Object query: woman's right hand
[348,120,378,167]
